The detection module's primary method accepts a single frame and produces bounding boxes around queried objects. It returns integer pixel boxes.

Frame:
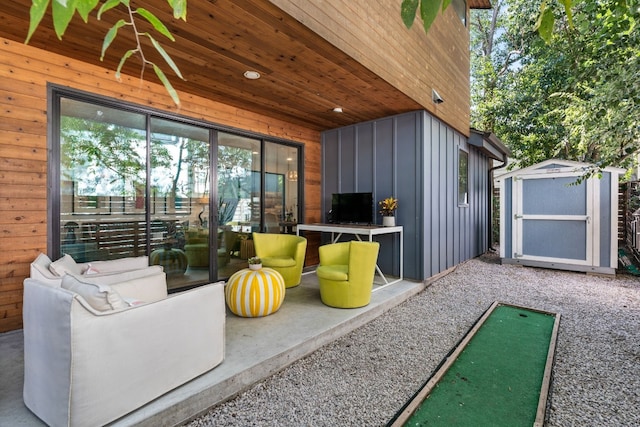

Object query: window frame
[458,148,469,207]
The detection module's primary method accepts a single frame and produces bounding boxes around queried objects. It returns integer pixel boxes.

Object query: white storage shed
[497,159,624,275]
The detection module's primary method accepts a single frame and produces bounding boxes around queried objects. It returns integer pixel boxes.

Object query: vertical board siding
[322,111,492,281]
[0,38,321,332]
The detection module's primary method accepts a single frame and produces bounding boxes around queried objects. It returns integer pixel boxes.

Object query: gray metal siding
[321,110,493,280]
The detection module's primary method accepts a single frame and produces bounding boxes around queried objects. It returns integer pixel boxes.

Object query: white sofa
[30,253,158,287]
[23,255,226,427]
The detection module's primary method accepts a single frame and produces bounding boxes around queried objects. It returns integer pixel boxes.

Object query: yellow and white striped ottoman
[225,267,286,317]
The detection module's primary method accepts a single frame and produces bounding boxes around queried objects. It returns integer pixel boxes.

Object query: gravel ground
[185,252,640,426]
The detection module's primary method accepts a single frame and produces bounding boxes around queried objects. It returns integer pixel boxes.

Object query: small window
[452,0,467,26]
[458,149,468,205]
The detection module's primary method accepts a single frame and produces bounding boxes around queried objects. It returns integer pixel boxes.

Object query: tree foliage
[26,0,186,105]
[471,0,639,177]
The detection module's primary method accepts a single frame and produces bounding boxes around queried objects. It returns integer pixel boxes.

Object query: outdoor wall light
[432,89,444,104]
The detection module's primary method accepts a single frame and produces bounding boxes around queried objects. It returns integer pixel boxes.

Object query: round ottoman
[150,246,188,276]
[225,267,285,317]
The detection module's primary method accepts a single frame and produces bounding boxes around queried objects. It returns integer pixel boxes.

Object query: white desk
[297,223,403,289]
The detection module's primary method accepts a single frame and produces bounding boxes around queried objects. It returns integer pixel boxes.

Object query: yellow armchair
[252,233,307,288]
[316,241,380,308]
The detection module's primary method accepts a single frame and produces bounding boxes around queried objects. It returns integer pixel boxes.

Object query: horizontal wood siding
[0,38,320,332]
[270,0,471,135]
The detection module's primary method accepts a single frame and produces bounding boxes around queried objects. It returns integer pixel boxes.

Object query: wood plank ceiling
[0,0,430,131]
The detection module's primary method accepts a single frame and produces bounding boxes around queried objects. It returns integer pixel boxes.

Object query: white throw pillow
[61,274,129,311]
[49,254,83,277]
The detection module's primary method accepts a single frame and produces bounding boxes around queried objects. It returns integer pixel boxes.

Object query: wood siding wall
[0,38,321,332]
[270,0,471,136]
[322,111,490,281]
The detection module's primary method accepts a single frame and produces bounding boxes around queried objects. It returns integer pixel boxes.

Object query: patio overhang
[469,0,493,9]
[0,0,425,131]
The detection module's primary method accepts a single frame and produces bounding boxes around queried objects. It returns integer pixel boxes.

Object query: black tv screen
[330,192,373,224]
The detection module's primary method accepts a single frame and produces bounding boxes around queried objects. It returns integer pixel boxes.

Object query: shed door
[512,173,595,265]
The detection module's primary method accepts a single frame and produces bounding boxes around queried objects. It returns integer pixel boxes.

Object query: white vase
[382,216,396,227]
[249,263,262,271]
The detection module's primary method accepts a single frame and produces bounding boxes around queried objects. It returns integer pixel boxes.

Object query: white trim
[499,178,506,258]
[497,159,625,181]
[610,173,621,268]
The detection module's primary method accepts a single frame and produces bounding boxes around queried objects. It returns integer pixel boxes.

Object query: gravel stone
[185,252,640,426]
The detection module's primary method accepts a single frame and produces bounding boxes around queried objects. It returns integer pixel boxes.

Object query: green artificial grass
[397,303,558,427]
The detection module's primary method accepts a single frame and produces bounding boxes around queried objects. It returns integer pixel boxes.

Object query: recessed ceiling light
[333,107,343,113]
[243,70,261,80]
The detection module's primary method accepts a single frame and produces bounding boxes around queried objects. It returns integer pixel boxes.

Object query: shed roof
[496,159,626,180]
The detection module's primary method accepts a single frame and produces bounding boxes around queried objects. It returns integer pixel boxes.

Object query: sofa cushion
[88,256,149,273]
[61,274,129,311]
[49,254,84,277]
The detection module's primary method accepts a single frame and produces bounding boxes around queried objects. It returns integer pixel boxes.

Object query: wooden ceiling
[0,0,432,131]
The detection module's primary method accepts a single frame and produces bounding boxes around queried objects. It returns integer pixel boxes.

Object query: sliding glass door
[54,89,302,291]
[149,118,210,289]
[216,132,261,280]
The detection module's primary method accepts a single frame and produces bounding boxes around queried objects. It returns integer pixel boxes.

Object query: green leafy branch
[25,0,187,106]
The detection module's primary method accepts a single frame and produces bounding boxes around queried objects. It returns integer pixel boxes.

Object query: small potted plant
[248,256,262,270]
[379,196,398,226]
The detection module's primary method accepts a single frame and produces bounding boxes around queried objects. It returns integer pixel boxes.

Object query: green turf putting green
[389,302,560,427]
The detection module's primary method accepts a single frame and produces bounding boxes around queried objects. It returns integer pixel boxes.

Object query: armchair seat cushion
[252,233,307,288]
[316,265,348,281]
[262,256,296,268]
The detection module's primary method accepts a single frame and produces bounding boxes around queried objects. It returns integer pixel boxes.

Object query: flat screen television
[330,192,373,224]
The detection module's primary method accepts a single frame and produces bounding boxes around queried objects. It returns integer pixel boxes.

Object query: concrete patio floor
[0,271,425,426]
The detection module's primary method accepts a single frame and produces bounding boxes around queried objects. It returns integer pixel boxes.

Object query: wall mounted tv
[330,192,373,224]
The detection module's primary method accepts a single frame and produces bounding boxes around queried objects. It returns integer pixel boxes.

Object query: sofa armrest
[69,282,225,426]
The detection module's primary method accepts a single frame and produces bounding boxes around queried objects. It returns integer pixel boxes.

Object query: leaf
[401,0,419,29]
[136,8,175,41]
[76,0,100,22]
[25,0,50,44]
[101,19,127,60]
[115,49,135,80]
[419,0,443,34]
[442,0,452,11]
[153,63,181,106]
[51,0,77,40]
[557,0,574,29]
[167,0,187,21]
[98,0,122,20]
[146,33,185,80]
[535,2,555,44]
